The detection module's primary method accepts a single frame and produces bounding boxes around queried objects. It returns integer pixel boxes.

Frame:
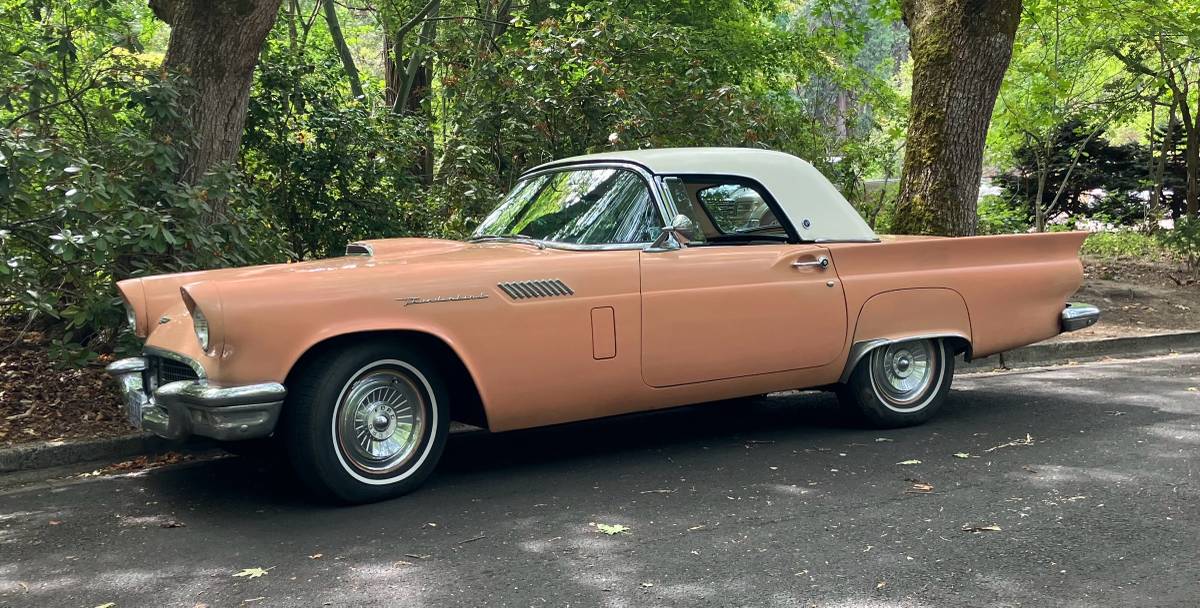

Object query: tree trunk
[1150,101,1177,224]
[891,0,1022,236]
[323,0,363,99]
[149,0,282,215]
[1186,109,1199,217]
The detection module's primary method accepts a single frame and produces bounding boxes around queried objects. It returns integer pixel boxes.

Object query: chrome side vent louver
[498,279,575,300]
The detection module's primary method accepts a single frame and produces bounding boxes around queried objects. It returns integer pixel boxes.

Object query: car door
[639,242,847,388]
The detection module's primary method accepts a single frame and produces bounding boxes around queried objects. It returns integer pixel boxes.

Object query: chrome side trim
[1061,302,1100,332]
[144,346,207,382]
[345,242,374,256]
[838,333,970,384]
[498,279,575,300]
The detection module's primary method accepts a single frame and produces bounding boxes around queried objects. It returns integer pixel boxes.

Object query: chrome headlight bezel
[192,305,211,351]
[123,301,138,333]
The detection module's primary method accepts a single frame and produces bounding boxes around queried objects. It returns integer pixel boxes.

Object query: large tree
[891,0,1022,236]
[149,0,282,212]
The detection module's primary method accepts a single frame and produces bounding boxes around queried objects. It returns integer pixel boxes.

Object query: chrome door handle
[792,256,829,270]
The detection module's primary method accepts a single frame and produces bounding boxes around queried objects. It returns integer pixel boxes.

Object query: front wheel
[836,338,954,428]
[281,342,449,503]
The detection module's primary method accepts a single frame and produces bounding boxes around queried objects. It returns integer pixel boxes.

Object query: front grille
[145,355,201,391]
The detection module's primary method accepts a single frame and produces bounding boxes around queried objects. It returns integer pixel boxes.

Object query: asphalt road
[2,354,1199,607]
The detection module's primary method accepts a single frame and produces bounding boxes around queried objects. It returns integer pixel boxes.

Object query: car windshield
[471,168,662,246]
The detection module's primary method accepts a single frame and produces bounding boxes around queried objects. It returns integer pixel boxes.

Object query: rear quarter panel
[827,232,1086,358]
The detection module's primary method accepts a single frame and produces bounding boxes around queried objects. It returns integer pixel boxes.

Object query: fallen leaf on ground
[896,459,922,465]
[48,520,61,525]
[953,452,970,459]
[308,554,322,560]
[907,480,934,493]
[233,567,271,579]
[595,523,630,535]
[875,581,887,590]
[641,582,654,588]
[984,434,1034,452]
[160,520,185,528]
[95,603,116,608]
[961,524,1002,533]
[875,438,893,442]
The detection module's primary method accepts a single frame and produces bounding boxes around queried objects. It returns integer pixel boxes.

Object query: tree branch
[323,0,364,98]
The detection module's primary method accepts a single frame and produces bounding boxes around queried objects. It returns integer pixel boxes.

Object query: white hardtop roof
[526,147,877,242]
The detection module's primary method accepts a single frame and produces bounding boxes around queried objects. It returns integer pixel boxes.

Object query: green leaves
[595,523,630,535]
[233,567,271,579]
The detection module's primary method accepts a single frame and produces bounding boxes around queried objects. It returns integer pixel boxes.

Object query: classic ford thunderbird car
[107,148,1099,502]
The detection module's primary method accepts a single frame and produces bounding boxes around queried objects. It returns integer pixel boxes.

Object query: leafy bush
[1,72,287,358]
[977,195,1030,235]
[1081,230,1165,259]
[1158,218,1200,270]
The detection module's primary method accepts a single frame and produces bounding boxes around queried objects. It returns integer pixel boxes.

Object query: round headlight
[192,306,210,351]
[123,302,137,332]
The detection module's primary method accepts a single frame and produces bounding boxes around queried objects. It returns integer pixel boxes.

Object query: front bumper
[106,357,286,441]
[1061,302,1101,332]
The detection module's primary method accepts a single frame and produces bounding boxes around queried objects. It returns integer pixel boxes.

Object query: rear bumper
[105,357,286,441]
[1061,302,1100,332]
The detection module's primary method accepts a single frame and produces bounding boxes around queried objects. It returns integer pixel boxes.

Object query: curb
[0,433,187,474]
[3,331,1198,475]
[961,330,1200,371]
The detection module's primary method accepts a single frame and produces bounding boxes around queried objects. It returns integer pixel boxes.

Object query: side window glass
[696,183,780,233]
[660,177,707,244]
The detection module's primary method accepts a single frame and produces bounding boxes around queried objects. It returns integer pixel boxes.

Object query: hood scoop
[498,279,574,300]
[345,242,373,256]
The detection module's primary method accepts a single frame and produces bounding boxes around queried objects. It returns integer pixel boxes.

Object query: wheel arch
[283,329,490,430]
[840,288,973,383]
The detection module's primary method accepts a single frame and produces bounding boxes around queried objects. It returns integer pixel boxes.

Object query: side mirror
[645,213,694,252]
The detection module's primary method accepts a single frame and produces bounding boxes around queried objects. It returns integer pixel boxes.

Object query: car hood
[121,238,545,338]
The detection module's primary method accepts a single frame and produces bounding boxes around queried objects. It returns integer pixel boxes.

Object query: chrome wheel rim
[335,366,427,475]
[869,339,938,410]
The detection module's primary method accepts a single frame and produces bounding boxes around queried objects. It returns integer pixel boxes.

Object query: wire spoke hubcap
[870,339,939,410]
[336,367,426,475]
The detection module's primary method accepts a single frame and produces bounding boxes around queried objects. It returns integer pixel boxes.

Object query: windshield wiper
[465,234,546,249]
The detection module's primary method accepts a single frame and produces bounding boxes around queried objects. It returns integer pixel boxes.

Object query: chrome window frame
[497,162,671,251]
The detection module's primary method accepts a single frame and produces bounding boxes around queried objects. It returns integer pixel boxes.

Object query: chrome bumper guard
[105,357,286,441]
[1061,302,1100,332]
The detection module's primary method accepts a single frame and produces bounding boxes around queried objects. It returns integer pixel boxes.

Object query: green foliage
[1,71,287,356]
[1158,219,1200,269]
[1081,230,1165,259]
[243,33,438,259]
[976,196,1030,235]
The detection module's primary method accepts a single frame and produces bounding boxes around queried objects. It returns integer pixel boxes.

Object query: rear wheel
[836,338,953,428]
[282,342,449,503]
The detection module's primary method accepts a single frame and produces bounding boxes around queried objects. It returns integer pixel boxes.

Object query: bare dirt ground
[1059,256,1200,342]
[0,257,1195,446]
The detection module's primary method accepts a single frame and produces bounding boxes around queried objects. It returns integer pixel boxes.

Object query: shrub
[977,195,1030,235]
[1158,218,1200,270]
[1081,230,1165,259]
[0,72,288,359]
